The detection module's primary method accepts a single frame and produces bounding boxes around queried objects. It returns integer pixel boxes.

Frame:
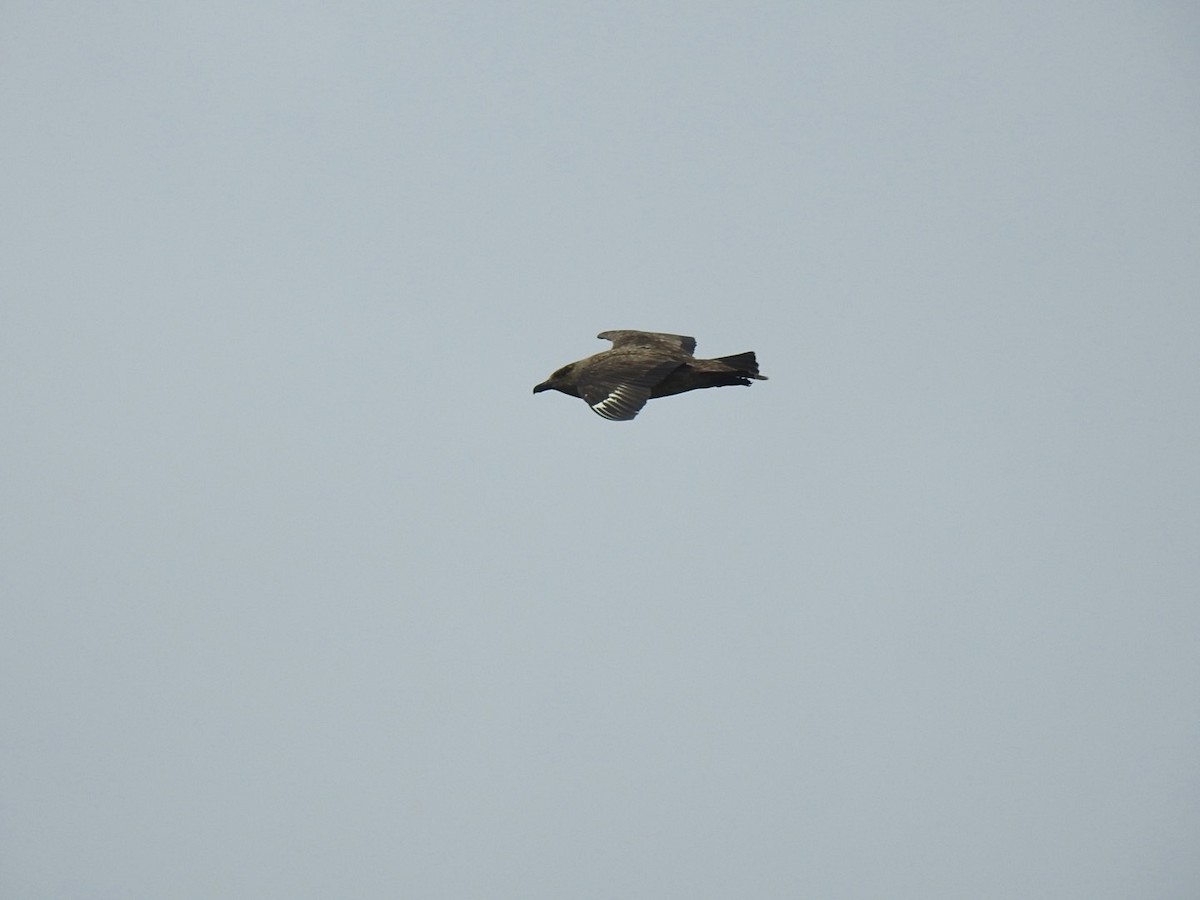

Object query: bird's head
[533,364,578,396]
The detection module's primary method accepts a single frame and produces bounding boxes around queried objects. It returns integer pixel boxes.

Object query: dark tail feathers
[716,351,767,380]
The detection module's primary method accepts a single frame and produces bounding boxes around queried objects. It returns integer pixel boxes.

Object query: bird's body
[533,330,767,420]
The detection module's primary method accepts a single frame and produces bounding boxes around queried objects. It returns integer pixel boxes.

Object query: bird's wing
[597,330,697,356]
[576,355,682,421]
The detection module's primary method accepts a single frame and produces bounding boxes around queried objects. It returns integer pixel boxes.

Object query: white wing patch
[590,383,645,420]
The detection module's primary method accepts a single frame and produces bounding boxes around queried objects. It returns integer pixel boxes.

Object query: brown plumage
[533,330,767,420]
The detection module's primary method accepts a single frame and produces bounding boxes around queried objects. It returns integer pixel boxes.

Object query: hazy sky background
[3,2,1199,897]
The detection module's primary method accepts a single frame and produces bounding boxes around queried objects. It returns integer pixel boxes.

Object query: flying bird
[533,330,767,420]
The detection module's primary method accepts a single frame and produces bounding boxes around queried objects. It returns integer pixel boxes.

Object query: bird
[533,330,767,420]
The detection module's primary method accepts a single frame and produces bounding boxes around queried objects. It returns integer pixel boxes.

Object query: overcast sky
[3,3,1199,898]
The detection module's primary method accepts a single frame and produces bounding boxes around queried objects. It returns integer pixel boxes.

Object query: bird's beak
[532,381,551,394]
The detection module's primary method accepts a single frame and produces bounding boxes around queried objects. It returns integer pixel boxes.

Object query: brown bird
[533,330,767,420]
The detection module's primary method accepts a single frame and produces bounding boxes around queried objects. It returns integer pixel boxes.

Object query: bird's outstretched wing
[597,330,697,356]
[576,356,682,421]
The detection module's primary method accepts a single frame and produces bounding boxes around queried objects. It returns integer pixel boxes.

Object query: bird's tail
[716,351,768,380]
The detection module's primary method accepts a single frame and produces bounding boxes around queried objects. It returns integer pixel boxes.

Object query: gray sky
[3,2,1199,897]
